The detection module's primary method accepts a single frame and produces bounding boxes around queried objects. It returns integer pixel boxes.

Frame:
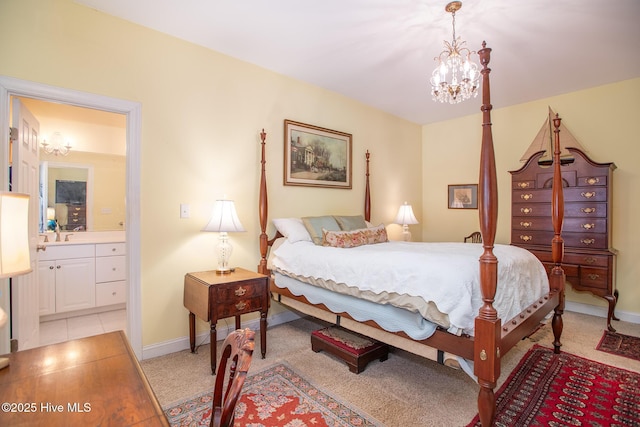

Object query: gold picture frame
[284,120,352,189]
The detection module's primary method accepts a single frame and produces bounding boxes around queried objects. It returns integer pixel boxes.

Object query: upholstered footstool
[311,326,389,374]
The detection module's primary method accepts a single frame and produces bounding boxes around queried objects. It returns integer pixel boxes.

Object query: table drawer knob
[587,274,600,280]
[519,235,532,242]
[520,207,533,214]
[520,221,532,228]
[580,238,595,246]
[581,223,595,230]
[521,193,533,200]
[235,301,247,311]
[581,207,596,214]
[517,182,530,189]
[581,191,596,199]
[235,287,247,296]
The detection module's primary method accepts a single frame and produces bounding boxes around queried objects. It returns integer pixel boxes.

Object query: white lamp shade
[0,192,32,279]
[203,199,246,233]
[394,202,419,226]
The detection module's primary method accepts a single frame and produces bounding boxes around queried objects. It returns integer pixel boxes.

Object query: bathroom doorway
[0,76,143,359]
[19,97,127,348]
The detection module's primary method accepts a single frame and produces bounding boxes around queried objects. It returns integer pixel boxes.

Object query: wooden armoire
[510,147,618,331]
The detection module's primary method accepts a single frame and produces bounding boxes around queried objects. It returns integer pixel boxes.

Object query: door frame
[0,76,143,359]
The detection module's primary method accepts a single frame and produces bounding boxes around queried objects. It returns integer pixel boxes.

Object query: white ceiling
[75,0,640,125]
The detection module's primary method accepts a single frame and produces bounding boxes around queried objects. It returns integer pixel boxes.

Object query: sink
[39,231,126,245]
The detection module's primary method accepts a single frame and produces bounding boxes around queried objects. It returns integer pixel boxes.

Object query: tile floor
[39,309,127,346]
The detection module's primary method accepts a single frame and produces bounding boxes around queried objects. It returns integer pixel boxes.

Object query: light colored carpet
[141,311,640,426]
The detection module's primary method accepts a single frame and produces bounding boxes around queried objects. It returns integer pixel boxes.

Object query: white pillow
[272,218,312,243]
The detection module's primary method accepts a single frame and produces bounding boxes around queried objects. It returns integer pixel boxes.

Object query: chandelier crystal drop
[430,1,479,104]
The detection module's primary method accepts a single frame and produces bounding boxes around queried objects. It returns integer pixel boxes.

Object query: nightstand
[183,267,269,374]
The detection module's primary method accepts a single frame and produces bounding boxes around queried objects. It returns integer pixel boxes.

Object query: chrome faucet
[55,222,62,242]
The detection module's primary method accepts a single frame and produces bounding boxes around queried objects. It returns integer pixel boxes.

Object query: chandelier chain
[451,10,456,41]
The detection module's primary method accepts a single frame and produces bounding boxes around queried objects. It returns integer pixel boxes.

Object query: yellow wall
[0,0,422,346]
[423,78,640,317]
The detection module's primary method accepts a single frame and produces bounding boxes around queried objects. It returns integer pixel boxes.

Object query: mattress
[271,239,550,336]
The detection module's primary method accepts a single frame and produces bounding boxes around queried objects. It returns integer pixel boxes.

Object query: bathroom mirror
[39,152,126,232]
[18,96,127,234]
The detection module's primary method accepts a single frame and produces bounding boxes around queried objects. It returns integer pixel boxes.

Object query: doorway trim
[0,76,143,359]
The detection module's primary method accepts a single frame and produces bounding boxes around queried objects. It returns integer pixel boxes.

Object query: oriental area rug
[597,330,640,362]
[164,363,382,427]
[467,345,640,426]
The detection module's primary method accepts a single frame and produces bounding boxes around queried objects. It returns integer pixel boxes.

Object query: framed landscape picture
[284,120,352,189]
[448,184,478,209]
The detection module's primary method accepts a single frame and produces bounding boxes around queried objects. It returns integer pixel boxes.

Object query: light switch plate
[180,204,190,218]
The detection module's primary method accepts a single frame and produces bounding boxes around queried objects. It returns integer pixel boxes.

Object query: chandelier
[430,1,479,104]
[41,132,72,156]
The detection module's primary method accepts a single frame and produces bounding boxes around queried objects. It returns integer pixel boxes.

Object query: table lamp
[394,201,419,241]
[202,199,245,274]
[0,192,32,369]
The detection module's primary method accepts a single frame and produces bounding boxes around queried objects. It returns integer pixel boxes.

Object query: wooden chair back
[211,328,255,427]
[464,231,482,243]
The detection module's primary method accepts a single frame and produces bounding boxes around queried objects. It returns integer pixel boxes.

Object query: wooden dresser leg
[605,293,618,332]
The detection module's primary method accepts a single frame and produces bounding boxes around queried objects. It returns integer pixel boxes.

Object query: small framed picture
[284,120,352,189]
[448,184,478,209]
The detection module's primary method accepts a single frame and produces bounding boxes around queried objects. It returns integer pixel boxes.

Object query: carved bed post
[364,150,371,222]
[550,115,566,353]
[258,129,269,275]
[474,41,500,427]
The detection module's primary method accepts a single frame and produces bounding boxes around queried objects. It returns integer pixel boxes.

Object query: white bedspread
[271,240,549,335]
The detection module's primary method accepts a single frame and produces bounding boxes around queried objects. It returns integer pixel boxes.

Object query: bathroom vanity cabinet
[95,243,127,307]
[38,241,126,316]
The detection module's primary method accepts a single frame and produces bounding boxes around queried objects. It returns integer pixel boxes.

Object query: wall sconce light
[0,192,32,369]
[394,202,419,241]
[41,132,72,156]
[202,199,246,274]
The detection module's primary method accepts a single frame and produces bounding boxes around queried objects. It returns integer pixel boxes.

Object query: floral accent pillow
[322,224,388,248]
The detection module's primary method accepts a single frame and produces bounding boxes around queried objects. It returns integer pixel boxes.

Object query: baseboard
[141,309,302,360]
[565,301,640,325]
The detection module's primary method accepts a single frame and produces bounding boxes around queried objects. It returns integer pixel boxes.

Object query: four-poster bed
[257,42,565,426]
